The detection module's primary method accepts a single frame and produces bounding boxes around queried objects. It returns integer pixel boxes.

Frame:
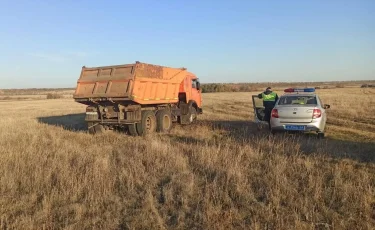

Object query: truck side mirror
[196,82,201,90]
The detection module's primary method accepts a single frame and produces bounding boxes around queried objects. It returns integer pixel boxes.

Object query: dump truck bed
[73,62,189,105]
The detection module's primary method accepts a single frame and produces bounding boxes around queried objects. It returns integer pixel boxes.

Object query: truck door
[252,95,265,122]
[191,78,202,108]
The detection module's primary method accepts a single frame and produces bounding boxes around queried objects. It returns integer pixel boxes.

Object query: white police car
[253,88,331,138]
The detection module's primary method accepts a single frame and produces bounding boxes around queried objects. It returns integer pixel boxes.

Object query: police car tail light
[271,109,279,118]
[284,88,315,93]
[313,109,321,118]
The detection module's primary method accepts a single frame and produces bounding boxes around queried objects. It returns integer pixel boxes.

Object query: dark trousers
[264,107,273,130]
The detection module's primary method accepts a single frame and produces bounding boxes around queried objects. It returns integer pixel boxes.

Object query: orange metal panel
[73,62,194,106]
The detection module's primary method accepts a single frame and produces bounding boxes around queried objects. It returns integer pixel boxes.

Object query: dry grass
[1,88,375,229]
[0,89,74,101]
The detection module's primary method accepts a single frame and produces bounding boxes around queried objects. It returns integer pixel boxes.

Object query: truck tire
[156,109,172,132]
[128,124,138,136]
[136,110,157,136]
[87,122,106,134]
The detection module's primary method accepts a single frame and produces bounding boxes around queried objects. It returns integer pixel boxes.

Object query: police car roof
[282,93,316,97]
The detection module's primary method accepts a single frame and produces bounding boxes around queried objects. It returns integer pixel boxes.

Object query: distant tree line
[200,81,375,93]
[0,88,74,95]
[200,83,258,93]
[361,84,375,88]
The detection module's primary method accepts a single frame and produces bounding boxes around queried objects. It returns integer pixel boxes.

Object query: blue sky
[0,0,374,88]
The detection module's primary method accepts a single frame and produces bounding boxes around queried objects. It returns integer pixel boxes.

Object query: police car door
[252,95,266,123]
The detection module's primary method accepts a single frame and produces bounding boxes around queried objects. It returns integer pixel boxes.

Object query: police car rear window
[278,96,317,105]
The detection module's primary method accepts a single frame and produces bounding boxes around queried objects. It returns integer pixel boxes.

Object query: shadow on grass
[173,119,375,163]
[38,113,87,131]
[37,114,375,163]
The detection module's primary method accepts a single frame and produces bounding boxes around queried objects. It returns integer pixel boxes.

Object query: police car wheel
[317,132,325,139]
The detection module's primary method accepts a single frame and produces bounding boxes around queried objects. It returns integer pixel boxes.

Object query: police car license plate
[285,125,305,131]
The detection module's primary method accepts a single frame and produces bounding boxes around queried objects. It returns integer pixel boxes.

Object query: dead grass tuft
[46,93,64,99]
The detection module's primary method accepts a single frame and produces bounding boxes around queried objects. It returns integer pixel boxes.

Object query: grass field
[1,88,375,229]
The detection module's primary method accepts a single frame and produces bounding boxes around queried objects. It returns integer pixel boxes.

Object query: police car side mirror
[323,104,330,109]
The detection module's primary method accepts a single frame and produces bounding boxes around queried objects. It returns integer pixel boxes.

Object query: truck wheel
[317,132,325,139]
[156,109,172,132]
[128,124,138,136]
[87,122,106,134]
[136,110,157,136]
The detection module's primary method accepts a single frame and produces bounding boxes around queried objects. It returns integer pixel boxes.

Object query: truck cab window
[192,79,197,89]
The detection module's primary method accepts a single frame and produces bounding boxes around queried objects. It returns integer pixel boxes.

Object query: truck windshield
[278,95,317,105]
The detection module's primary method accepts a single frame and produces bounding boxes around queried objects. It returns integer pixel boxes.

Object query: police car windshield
[278,95,317,105]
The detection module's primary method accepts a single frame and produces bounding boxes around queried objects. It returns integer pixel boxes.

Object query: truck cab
[179,74,202,113]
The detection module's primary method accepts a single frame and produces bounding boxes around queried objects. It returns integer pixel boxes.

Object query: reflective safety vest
[262,92,277,102]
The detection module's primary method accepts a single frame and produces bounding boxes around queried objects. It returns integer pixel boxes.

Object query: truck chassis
[82,99,201,136]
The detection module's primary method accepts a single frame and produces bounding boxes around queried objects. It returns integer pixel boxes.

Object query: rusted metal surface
[73,64,134,100]
[134,61,186,80]
[135,62,164,79]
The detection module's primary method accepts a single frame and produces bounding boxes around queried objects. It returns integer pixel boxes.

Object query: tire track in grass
[327,118,375,133]
[326,124,375,143]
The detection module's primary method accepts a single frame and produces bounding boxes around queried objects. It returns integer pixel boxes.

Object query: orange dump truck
[73,61,203,135]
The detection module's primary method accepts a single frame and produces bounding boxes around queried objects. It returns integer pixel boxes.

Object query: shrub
[46,93,63,99]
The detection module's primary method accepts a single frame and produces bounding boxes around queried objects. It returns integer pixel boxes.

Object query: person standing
[258,87,279,130]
